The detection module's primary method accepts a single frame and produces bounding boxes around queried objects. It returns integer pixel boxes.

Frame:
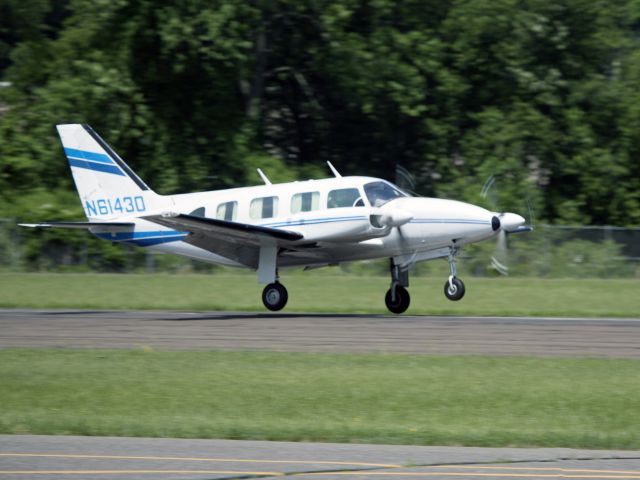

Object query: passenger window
[327,188,363,208]
[291,192,320,213]
[216,201,237,221]
[250,196,278,219]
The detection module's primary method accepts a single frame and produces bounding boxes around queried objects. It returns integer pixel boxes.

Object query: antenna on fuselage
[327,161,342,178]
[257,168,272,185]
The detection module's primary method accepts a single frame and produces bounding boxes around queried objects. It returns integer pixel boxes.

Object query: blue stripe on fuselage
[410,219,490,225]
[262,216,368,228]
[128,236,188,246]
[95,230,189,247]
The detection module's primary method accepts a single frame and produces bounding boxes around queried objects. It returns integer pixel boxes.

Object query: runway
[2,435,640,480]
[1,309,640,357]
[2,312,640,478]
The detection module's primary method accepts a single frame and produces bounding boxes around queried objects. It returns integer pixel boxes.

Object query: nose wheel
[444,277,465,301]
[444,247,466,301]
[262,282,288,311]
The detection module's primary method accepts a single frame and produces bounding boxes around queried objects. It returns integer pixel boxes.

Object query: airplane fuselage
[90,176,503,269]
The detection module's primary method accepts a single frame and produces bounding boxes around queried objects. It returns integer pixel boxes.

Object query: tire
[444,277,465,301]
[385,286,410,314]
[262,283,288,311]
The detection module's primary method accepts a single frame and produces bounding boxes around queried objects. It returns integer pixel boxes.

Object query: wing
[143,213,305,268]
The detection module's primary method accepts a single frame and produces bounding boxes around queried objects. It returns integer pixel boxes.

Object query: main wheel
[444,277,465,301]
[385,286,410,314]
[262,282,288,311]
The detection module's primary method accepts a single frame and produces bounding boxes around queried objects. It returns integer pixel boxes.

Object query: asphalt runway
[1,309,640,357]
[3,310,640,479]
[2,435,640,480]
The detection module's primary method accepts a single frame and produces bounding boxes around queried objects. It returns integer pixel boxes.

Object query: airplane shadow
[155,312,395,322]
[40,310,117,316]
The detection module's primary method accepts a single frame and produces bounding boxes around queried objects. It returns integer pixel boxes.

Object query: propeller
[482,176,534,275]
[365,164,416,231]
[392,164,420,253]
[488,213,522,275]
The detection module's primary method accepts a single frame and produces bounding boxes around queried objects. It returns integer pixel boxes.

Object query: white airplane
[21,124,531,313]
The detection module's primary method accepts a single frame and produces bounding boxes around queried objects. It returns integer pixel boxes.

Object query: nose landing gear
[444,247,465,301]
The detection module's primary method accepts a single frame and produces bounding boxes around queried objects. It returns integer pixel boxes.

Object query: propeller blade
[525,197,535,231]
[491,229,509,275]
[395,164,418,195]
[481,174,496,199]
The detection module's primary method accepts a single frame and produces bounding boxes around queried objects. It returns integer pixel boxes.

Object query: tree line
[1,0,640,228]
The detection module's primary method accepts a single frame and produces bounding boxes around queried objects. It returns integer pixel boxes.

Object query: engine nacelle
[287,207,392,243]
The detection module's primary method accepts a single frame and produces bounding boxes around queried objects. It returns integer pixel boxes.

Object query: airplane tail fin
[56,124,161,220]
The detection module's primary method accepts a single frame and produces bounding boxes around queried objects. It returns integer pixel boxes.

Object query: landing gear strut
[444,247,465,301]
[385,259,410,314]
[262,282,288,311]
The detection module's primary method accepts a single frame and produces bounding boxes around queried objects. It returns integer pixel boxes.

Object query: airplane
[20,124,532,314]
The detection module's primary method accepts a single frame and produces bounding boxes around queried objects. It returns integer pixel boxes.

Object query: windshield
[364,181,407,207]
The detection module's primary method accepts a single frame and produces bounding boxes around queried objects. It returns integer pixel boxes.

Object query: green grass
[1,349,639,449]
[0,272,638,317]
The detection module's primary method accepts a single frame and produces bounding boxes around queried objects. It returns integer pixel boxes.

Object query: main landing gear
[262,282,288,311]
[258,246,288,311]
[385,260,410,314]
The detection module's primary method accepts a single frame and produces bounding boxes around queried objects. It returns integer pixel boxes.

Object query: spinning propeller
[482,175,534,275]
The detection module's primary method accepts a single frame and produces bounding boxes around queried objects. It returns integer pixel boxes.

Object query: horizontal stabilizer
[19,221,135,230]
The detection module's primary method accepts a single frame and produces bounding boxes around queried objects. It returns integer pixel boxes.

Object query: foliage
[2,0,640,268]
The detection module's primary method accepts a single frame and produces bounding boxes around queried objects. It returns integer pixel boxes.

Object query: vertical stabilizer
[57,124,161,220]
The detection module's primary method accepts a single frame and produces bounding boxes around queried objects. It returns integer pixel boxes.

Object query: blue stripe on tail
[68,158,125,176]
[64,148,114,165]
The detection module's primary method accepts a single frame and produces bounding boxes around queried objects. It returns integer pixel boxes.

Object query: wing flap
[142,213,304,268]
[143,213,303,243]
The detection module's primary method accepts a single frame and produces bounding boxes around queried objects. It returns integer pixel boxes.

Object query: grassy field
[1,349,639,449]
[0,272,638,317]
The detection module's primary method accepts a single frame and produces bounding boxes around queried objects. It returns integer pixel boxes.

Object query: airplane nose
[499,212,525,232]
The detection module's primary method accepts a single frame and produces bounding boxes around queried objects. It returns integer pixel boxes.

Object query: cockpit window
[327,188,364,208]
[364,181,407,207]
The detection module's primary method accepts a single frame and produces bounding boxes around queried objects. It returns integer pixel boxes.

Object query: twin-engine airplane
[21,124,531,313]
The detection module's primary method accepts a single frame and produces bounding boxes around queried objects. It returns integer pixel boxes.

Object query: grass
[1,349,639,449]
[0,272,638,317]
